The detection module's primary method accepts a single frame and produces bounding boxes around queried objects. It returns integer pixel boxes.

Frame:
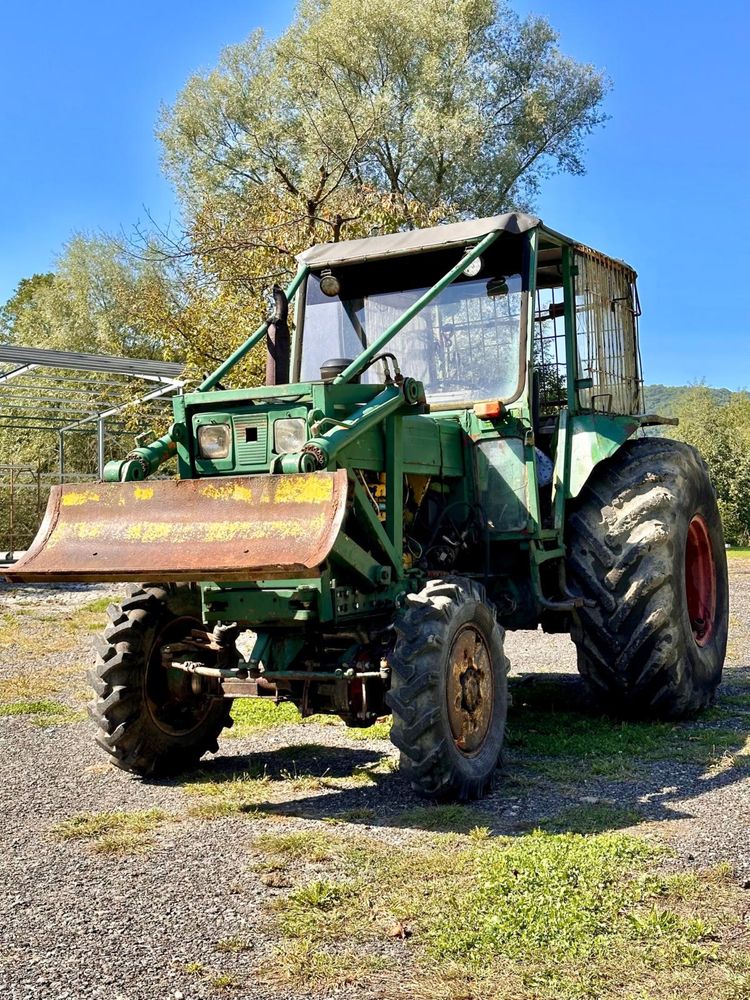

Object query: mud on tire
[567,437,728,718]
[88,583,232,776]
[386,577,509,801]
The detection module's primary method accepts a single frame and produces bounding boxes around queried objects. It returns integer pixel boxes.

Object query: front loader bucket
[5,471,349,584]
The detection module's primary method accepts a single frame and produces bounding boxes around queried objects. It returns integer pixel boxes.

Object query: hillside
[644,383,733,416]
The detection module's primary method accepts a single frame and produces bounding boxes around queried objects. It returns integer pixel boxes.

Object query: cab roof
[297,212,542,269]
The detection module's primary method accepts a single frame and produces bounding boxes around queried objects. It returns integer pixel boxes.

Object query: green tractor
[8,212,729,800]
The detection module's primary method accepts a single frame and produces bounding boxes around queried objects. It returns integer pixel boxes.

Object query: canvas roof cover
[297,212,542,269]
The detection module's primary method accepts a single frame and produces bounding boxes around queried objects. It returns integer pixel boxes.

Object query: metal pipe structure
[198,267,309,392]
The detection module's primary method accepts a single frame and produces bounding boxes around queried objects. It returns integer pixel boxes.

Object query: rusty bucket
[5,471,348,584]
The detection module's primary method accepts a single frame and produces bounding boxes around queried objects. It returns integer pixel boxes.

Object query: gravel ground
[1,566,750,999]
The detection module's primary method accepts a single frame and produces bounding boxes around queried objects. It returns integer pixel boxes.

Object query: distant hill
[644,384,734,416]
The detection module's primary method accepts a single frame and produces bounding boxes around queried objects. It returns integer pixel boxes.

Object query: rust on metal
[5,470,349,584]
[446,624,494,754]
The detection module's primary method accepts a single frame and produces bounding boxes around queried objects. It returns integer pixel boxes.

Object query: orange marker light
[473,400,505,420]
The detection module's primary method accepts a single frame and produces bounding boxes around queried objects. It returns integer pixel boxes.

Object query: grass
[506,677,749,780]
[0,664,88,711]
[0,698,70,718]
[260,828,750,1000]
[536,802,645,835]
[393,804,489,834]
[52,808,172,853]
[227,698,392,741]
[0,593,117,654]
[725,547,750,559]
[184,767,271,819]
[346,718,392,740]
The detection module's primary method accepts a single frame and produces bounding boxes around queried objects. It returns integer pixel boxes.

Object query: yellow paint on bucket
[61,490,100,507]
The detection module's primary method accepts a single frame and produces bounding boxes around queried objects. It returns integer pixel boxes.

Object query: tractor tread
[386,576,508,801]
[88,583,232,777]
[567,437,728,718]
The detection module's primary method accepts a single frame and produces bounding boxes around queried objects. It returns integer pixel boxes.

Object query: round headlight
[197,423,231,460]
[319,269,341,297]
[273,418,307,455]
[463,255,483,278]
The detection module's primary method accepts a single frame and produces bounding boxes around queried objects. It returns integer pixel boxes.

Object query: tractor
[7,212,729,800]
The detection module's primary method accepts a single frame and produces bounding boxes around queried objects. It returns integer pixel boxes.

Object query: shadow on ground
[156,666,750,838]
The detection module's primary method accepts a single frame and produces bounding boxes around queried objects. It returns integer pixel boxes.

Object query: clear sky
[1,0,748,387]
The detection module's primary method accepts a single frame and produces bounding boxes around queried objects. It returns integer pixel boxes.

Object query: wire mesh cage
[574,246,643,415]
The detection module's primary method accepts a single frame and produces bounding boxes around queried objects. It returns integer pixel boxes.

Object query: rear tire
[567,437,728,717]
[386,578,509,801]
[89,583,232,776]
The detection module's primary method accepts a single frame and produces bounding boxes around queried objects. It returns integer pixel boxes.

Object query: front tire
[386,578,509,801]
[567,437,728,717]
[89,583,232,776]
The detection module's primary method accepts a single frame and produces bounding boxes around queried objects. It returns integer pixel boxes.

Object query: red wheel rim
[684,514,716,647]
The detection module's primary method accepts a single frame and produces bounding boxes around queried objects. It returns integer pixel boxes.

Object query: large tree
[157,0,608,289]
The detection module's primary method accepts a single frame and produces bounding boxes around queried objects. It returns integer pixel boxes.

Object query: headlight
[273,418,306,454]
[197,423,231,460]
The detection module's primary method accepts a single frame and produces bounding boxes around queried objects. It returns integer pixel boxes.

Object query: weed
[215,937,252,954]
[0,666,88,709]
[226,700,336,737]
[52,808,171,852]
[395,803,487,833]
[210,973,240,989]
[262,827,750,1000]
[339,807,377,823]
[468,825,492,841]
[253,830,333,863]
[538,802,645,834]
[0,699,69,718]
[346,718,392,740]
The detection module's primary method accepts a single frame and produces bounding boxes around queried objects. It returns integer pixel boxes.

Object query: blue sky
[1,0,748,387]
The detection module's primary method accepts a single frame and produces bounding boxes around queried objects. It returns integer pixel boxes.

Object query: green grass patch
[394,803,489,834]
[261,828,749,999]
[52,808,172,853]
[536,802,645,835]
[184,766,271,818]
[228,699,392,740]
[725,547,750,559]
[253,830,334,864]
[346,717,392,740]
[227,699,341,737]
[0,664,88,709]
[0,697,84,727]
[0,593,119,652]
[506,694,745,777]
[0,698,69,718]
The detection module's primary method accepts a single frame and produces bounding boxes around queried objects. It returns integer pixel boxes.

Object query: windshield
[300,272,524,404]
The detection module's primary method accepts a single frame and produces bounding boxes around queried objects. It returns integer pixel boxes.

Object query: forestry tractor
[7,213,729,800]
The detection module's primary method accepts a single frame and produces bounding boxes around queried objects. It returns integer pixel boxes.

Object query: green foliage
[52,808,172,852]
[671,386,750,543]
[263,828,748,998]
[644,383,732,416]
[430,832,655,961]
[0,698,69,718]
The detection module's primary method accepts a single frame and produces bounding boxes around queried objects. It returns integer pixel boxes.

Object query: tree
[153,0,609,352]
[674,386,750,544]
[0,273,54,344]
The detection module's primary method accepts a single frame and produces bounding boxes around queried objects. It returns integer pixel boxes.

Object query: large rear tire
[567,437,728,717]
[89,583,232,776]
[386,578,509,801]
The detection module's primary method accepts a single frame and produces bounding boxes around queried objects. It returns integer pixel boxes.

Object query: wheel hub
[447,625,493,755]
[684,514,717,648]
[146,616,220,737]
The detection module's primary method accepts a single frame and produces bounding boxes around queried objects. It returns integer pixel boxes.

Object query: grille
[233,414,268,466]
